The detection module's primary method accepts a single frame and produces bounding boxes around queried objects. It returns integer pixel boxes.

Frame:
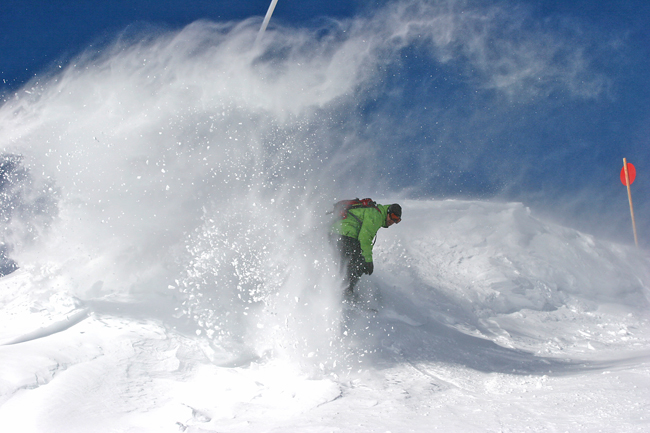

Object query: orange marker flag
[621,158,638,247]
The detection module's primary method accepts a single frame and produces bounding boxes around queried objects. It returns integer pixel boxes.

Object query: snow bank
[2,198,649,432]
[377,199,650,316]
[2,198,649,362]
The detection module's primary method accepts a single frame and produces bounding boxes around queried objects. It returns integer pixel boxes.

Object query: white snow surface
[1,200,649,433]
[0,15,649,432]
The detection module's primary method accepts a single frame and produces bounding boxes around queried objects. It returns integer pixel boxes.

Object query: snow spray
[0,1,620,370]
[0,17,384,367]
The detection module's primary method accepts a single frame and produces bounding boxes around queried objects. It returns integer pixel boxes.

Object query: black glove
[363,262,374,275]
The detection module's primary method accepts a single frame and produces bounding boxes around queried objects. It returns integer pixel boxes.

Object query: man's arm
[357,209,383,262]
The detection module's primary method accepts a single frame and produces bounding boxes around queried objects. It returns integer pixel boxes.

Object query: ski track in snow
[1,200,649,432]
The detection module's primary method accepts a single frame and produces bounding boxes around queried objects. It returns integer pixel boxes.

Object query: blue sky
[2,0,650,246]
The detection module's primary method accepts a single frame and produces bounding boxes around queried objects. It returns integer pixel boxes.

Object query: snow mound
[379,199,650,314]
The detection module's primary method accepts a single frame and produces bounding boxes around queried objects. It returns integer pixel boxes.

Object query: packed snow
[1,6,649,432]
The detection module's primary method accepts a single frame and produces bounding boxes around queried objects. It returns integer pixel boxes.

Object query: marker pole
[256,0,279,45]
[623,158,639,247]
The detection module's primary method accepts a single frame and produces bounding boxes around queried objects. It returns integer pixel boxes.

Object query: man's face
[386,212,401,227]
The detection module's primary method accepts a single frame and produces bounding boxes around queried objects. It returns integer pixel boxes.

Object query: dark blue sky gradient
[1,0,361,89]
[2,0,650,247]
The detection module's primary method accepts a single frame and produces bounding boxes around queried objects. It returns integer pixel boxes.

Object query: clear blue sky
[2,0,650,246]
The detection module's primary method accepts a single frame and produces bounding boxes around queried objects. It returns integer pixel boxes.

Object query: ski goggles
[389,212,401,224]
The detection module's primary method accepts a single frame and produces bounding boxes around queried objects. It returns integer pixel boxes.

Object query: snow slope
[0,11,649,432]
[1,199,649,432]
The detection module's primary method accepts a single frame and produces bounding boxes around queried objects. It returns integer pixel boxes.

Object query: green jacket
[331,204,390,263]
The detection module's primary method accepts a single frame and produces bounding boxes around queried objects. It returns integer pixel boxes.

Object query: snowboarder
[330,199,402,300]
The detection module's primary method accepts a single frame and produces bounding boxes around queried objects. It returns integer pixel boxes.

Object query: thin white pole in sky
[256,0,279,44]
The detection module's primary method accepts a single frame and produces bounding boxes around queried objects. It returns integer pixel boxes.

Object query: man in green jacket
[330,200,402,299]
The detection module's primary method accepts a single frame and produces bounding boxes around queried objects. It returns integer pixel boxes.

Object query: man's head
[386,203,402,227]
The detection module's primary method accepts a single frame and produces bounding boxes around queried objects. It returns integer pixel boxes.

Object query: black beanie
[388,204,402,218]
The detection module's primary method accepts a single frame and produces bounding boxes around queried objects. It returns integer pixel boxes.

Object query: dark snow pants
[332,235,366,295]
